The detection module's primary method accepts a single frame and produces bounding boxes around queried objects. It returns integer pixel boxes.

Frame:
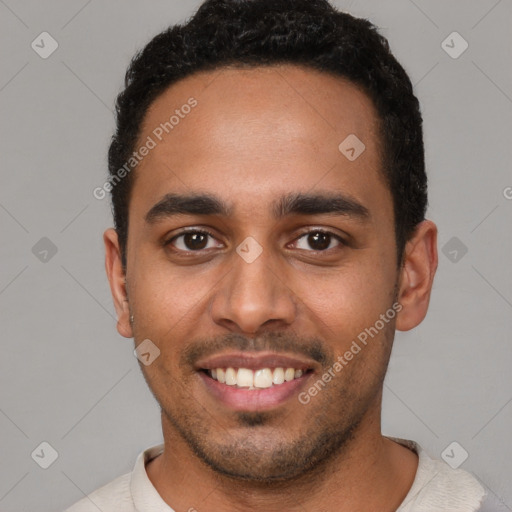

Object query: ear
[104,228,133,338]
[395,220,438,332]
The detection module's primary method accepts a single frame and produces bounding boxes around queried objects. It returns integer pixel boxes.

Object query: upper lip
[195,351,317,372]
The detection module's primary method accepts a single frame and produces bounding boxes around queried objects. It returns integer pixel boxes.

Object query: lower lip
[198,371,311,411]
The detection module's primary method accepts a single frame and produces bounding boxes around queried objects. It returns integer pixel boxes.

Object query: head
[108,0,427,270]
[104,0,437,482]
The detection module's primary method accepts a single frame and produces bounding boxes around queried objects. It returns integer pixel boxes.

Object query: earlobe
[103,228,133,339]
[395,220,438,332]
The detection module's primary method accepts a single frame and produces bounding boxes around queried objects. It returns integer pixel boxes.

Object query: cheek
[137,273,213,325]
[299,261,397,343]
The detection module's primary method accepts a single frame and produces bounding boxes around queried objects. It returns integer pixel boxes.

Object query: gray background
[0,1,511,511]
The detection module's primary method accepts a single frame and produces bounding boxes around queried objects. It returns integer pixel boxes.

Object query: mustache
[181,331,333,368]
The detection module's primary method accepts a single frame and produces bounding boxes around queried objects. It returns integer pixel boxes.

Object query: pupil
[309,232,330,250]
[185,233,207,250]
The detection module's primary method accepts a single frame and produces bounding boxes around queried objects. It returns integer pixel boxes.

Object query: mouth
[201,366,309,389]
[195,352,316,411]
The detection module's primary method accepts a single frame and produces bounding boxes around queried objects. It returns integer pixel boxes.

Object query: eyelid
[290,228,346,251]
[164,227,223,249]
[164,226,347,254]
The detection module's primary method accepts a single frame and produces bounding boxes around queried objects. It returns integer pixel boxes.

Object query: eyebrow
[145,192,370,224]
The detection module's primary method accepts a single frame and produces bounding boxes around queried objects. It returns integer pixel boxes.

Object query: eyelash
[164,228,346,254]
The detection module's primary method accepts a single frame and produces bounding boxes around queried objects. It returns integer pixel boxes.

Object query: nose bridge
[233,248,276,300]
[211,242,296,333]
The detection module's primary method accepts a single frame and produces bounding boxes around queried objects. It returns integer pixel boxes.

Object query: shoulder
[63,443,165,512]
[63,471,133,512]
[390,437,487,512]
[478,491,508,512]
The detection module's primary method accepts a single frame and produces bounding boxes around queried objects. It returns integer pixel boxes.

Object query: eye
[165,229,223,252]
[292,230,345,252]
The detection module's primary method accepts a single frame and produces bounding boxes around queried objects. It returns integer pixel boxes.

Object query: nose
[210,247,297,334]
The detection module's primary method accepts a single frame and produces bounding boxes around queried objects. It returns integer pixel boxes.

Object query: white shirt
[64,437,493,511]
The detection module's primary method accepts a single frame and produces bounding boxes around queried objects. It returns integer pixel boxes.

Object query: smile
[206,367,307,389]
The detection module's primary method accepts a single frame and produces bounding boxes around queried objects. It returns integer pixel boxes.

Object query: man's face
[114,65,403,480]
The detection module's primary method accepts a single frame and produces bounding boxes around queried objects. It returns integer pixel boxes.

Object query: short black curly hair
[108,0,427,269]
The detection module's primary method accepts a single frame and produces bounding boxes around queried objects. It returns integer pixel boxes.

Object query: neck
[146,401,418,511]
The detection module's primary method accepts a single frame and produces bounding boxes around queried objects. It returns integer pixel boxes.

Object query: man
[66,0,493,510]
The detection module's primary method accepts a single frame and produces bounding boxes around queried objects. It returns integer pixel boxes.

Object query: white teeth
[209,366,306,388]
[237,368,254,388]
[254,368,273,388]
[225,367,237,386]
[272,367,285,385]
[284,368,295,382]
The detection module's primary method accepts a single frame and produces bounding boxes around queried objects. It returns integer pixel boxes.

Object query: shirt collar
[129,438,487,511]
[130,443,174,511]
[388,437,486,512]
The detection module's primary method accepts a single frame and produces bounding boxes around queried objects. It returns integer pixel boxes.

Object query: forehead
[131,64,389,221]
